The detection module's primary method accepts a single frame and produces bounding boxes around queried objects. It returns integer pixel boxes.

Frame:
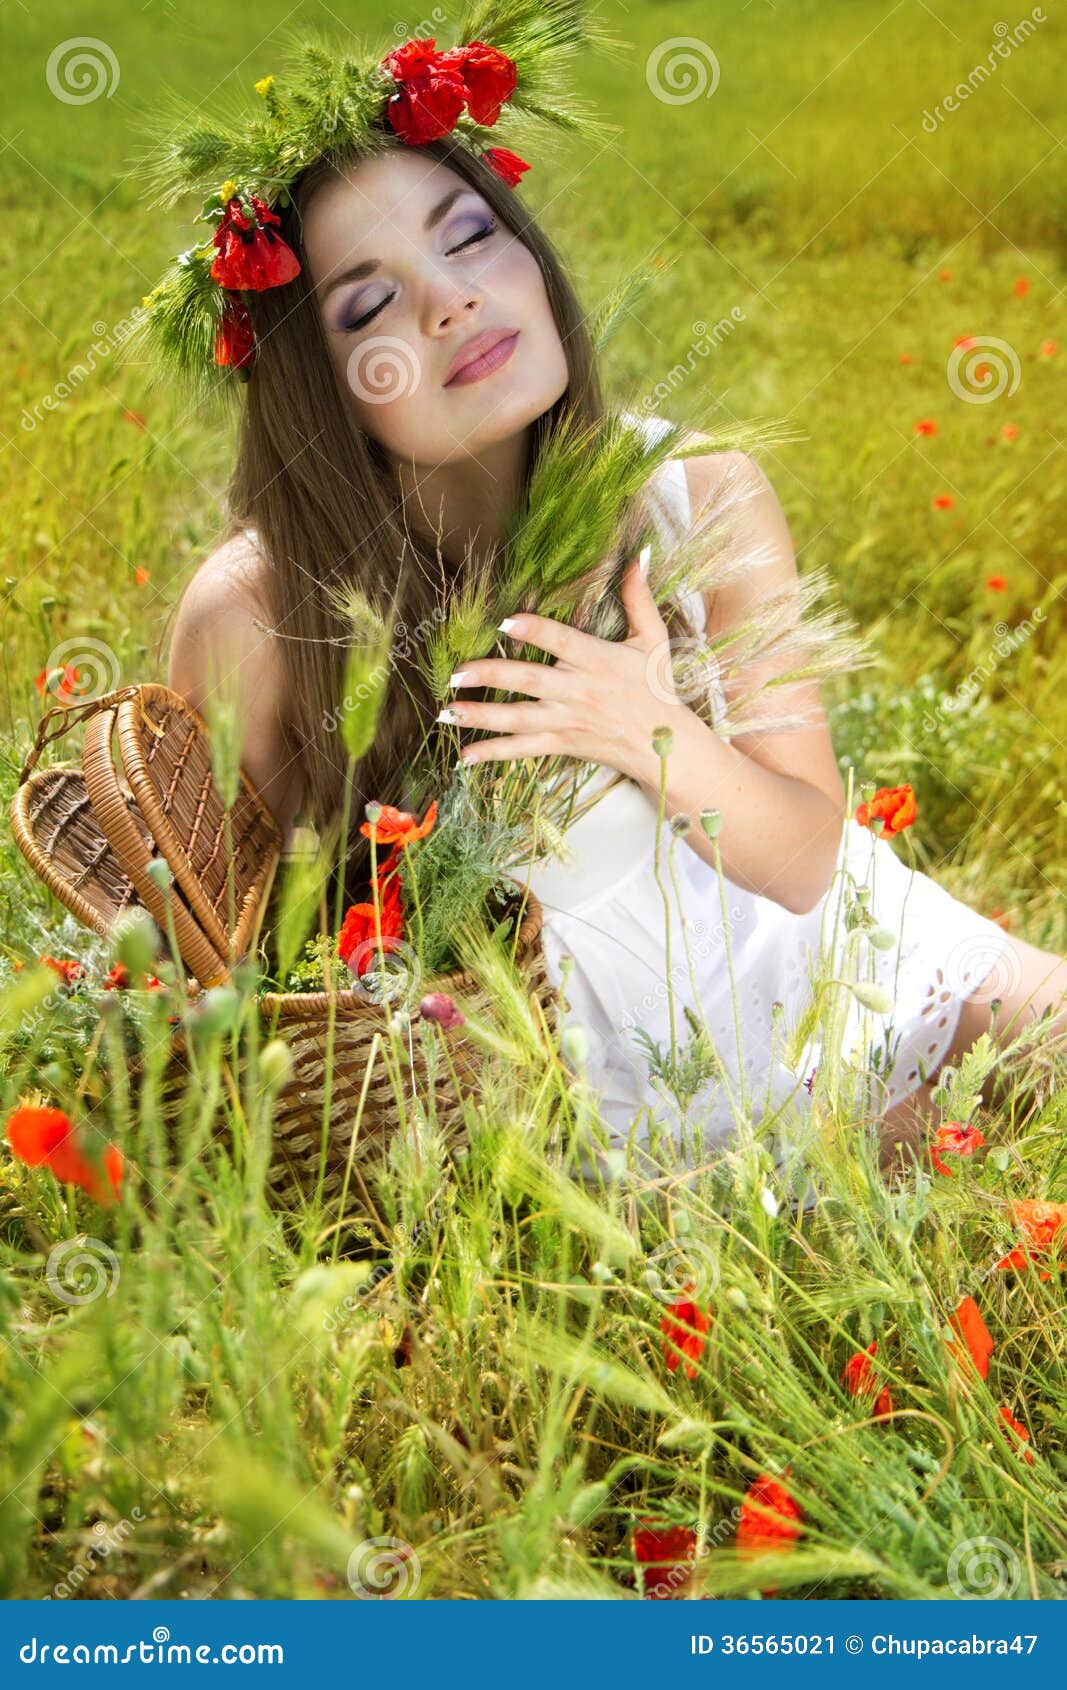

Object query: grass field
[1,0,1065,1600]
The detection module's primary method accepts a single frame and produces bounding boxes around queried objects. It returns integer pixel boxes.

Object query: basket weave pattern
[11,684,560,1203]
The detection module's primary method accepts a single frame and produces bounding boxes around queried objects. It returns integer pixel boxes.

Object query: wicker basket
[11,684,560,1206]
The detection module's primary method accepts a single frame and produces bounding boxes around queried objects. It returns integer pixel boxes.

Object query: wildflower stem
[649,744,678,1069]
[710,833,750,1121]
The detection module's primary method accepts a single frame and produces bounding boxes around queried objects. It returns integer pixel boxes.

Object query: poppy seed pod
[699,808,722,839]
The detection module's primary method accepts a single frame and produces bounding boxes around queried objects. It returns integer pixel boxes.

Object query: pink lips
[443,328,519,387]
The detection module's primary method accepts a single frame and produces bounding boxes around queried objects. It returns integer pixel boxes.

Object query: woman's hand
[437,555,691,780]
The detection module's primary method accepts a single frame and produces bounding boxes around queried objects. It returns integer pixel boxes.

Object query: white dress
[509,419,1019,1160]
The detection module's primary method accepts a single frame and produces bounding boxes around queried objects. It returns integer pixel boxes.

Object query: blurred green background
[2,0,1064,941]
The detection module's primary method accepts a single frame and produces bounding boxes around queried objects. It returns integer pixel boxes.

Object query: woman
[165,124,1067,1172]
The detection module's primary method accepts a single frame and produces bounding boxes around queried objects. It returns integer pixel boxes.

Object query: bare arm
[628,451,847,916]
[167,536,305,838]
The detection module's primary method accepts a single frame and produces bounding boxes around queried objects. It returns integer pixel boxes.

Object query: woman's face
[301,148,570,467]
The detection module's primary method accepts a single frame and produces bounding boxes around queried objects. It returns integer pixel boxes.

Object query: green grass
[1,0,1065,1599]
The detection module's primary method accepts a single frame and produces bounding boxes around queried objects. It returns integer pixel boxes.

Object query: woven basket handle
[17,685,141,786]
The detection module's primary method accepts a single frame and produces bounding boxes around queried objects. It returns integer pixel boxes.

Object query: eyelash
[345,220,498,331]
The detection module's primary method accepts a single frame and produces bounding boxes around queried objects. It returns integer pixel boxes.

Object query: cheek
[507,247,567,381]
[340,333,427,409]
[497,243,555,327]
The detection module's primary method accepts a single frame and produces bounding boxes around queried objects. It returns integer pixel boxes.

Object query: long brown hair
[223,135,681,896]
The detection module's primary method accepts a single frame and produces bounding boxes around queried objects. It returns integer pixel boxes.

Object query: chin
[446,352,569,449]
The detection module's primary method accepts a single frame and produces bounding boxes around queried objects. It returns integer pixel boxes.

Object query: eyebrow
[320,187,473,300]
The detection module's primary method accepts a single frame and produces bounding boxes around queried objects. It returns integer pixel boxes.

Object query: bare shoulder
[172,528,271,635]
[168,530,276,698]
[678,444,756,518]
[168,530,303,832]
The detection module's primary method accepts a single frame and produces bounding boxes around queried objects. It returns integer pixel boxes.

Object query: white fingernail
[499,617,519,634]
[436,707,461,724]
[638,544,651,579]
[449,670,474,687]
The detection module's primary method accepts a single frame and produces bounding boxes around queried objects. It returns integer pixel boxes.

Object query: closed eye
[344,221,498,332]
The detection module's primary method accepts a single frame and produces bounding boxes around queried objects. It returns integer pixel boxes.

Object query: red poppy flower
[39,955,83,986]
[338,873,405,977]
[1013,276,1029,297]
[659,1284,712,1379]
[483,146,531,187]
[439,41,518,125]
[841,1340,894,1418]
[855,783,917,838]
[997,1404,1035,1466]
[34,664,83,706]
[103,963,162,991]
[946,1294,993,1381]
[938,269,952,281]
[381,38,468,145]
[1039,339,1057,357]
[995,1199,1067,1280]
[931,1119,985,1176]
[135,566,150,586]
[123,409,146,430]
[898,352,913,364]
[632,1519,698,1599]
[215,295,256,369]
[6,1103,124,1206]
[985,574,1008,591]
[737,1471,803,1596]
[360,799,438,848]
[210,195,300,292]
[914,418,937,436]
[933,492,955,509]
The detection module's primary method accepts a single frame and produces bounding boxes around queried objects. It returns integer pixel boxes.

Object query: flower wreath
[130,0,619,401]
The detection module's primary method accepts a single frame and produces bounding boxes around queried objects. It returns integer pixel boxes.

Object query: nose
[422,266,482,339]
